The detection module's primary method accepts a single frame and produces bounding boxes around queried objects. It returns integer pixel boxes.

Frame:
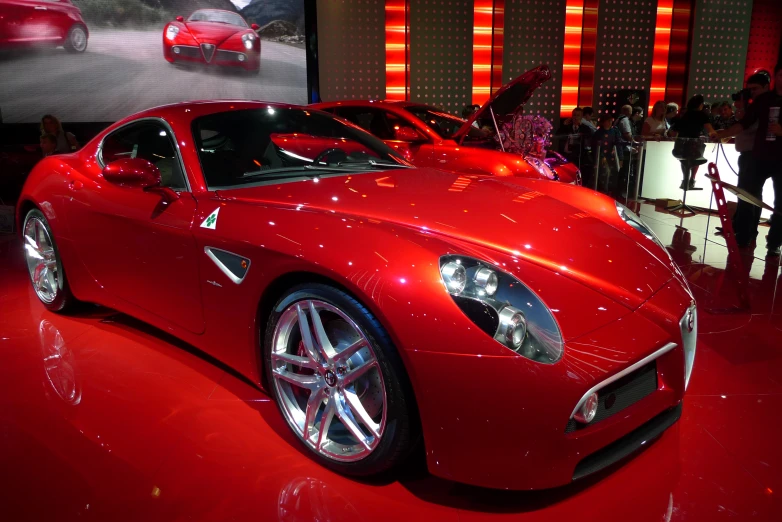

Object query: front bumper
[411,278,694,490]
[165,44,260,70]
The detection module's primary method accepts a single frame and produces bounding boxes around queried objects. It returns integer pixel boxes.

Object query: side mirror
[176,16,184,22]
[251,23,260,31]
[103,158,161,188]
[394,126,422,142]
[102,158,180,202]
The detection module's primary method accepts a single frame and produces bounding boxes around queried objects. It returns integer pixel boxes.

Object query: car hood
[454,64,551,142]
[219,168,674,309]
[184,22,244,45]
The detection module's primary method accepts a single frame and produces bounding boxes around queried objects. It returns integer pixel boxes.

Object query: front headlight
[165,25,180,41]
[615,201,664,246]
[439,255,563,364]
[242,33,256,50]
[526,156,556,181]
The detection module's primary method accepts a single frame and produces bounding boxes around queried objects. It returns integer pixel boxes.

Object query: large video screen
[0,0,306,123]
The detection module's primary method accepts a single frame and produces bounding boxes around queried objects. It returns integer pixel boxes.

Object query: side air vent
[205,247,250,284]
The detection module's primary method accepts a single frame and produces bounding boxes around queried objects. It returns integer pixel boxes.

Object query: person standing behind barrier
[669,95,718,190]
[719,63,782,258]
[642,101,669,138]
[717,73,771,243]
[40,114,78,153]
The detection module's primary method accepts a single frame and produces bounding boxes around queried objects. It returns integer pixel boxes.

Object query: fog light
[574,392,598,424]
[495,306,527,351]
[474,267,498,296]
[441,262,466,294]
[173,46,180,54]
[238,54,246,62]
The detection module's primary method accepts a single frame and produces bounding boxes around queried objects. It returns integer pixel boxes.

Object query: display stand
[702,163,760,313]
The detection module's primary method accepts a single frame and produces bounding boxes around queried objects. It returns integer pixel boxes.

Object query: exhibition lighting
[560,0,584,117]
[385,0,409,100]
[471,0,504,105]
[649,0,674,114]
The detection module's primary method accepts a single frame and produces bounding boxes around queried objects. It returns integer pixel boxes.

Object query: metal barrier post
[593,145,601,191]
[633,140,645,201]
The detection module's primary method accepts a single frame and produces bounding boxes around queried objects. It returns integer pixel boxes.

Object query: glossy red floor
[1,202,781,522]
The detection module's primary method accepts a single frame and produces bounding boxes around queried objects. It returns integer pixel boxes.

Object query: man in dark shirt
[719,63,782,257]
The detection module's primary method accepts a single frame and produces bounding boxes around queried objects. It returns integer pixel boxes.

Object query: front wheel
[264,284,417,477]
[22,209,78,312]
[64,25,88,53]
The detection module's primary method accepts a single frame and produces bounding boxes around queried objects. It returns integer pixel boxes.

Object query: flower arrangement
[497,111,553,159]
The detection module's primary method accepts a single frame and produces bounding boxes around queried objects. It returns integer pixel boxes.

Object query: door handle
[34,6,48,9]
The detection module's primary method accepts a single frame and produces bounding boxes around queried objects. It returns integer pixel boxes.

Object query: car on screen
[0,0,88,53]
[18,100,695,490]
[313,65,582,184]
[163,9,260,74]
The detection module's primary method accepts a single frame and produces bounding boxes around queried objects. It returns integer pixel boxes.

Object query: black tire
[22,209,78,313]
[63,25,88,53]
[263,283,417,477]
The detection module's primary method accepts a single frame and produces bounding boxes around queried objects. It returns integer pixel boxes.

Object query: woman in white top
[641,100,669,138]
[40,114,79,153]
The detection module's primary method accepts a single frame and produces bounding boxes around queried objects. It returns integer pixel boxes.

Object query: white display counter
[640,140,774,218]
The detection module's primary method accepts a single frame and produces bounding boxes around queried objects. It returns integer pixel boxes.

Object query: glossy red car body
[313,66,581,184]
[163,9,260,73]
[16,100,695,490]
[0,0,88,51]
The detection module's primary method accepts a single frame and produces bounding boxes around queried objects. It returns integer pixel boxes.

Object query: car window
[188,9,247,27]
[192,108,408,190]
[100,121,188,191]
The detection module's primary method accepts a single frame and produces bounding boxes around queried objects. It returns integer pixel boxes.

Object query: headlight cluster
[439,255,563,364]
[165,25,179,41]
[615,202,664,248]
[242,33,256,50]
[525,156,557,181]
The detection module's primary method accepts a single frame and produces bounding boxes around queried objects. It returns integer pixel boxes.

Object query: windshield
[188,10,247,27]
[404,106,489,140]
[193,108,409,190]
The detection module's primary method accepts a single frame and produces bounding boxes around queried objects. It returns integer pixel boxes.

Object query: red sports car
[0,0,88,53]
[163,9,260,73]
[313,65,582,184]
[17,100,696,490]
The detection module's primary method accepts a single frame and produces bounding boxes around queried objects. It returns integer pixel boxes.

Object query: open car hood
[453,65,552,142]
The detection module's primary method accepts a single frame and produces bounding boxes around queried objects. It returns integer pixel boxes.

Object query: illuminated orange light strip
[577,0,599,110]
[385,0,409,100]
[472,0,505,105]
[560,1,585,117]
[649,1,674,114]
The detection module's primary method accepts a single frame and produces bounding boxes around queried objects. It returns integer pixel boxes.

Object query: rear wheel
[264,284,416,477]
[22,209,77,312]
[64,25,87,53]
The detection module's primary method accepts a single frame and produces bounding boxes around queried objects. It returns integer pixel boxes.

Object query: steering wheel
[312,148,347,166]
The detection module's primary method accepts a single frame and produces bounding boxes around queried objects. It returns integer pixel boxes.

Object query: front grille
[565,361,658,433]
[174,45,200,58]
[215,50,246,62]
[572,403,682,480]
[200,43,216,63]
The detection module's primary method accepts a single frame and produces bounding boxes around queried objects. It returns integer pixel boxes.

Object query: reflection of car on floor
[313,65,581,184]
[163,9,260,74]
[18,100,696,490]
[0,0,88,53]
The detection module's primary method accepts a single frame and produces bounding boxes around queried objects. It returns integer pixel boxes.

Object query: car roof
[118,100,309,125]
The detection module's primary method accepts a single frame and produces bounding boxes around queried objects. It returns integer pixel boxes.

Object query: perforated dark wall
[592,0,657,117]
[317,0,386,101]
[687,0,753,104]
[502,0,567,123]
[745,0,782,80]
[409,0,473,115]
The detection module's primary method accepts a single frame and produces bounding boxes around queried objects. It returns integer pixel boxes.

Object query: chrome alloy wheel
[271,299,387,462]
[23,217,60,304]
[70,27,87,52]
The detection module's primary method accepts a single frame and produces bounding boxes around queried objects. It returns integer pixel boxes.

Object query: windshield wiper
[241,161,410,179]
[335,159,412,169]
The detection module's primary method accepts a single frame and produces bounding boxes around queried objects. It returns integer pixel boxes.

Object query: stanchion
[592,145,601,191]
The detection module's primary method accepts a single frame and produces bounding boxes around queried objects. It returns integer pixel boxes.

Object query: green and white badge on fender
[201,208,220,229]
